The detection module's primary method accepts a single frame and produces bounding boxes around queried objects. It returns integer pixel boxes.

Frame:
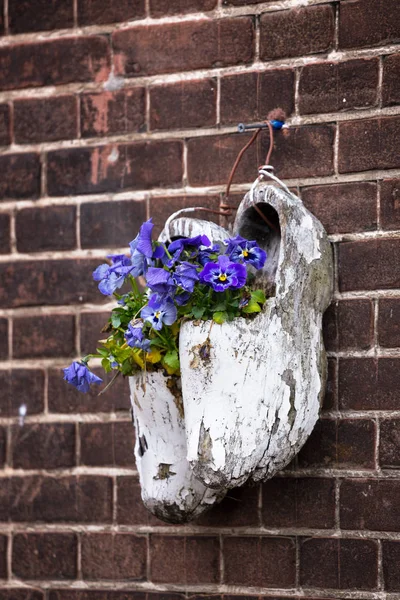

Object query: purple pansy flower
[198,243,220,266]
[199,254,247,292]
[173,261,200,293]
[146,267,177,294]
[141,294,177,331]
[125,322,151,352]
[129,219,165,277]
[226,236,267,270]
[93,254,134,296]
[165,235,211,266]
[63,361,102,393]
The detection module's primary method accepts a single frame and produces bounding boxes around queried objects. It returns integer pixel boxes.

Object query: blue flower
[141,294,177,330]
[199,255,247,292]
[173,261,199,293]
[165,235,211,266]
[63,361,102,393]
[226,236,267,270]
[146,267,177,294]
[129,220,165,277]
[125,322,151,352]
[135,219,154,258]
[93,254,134,296]
[198,243,220,266]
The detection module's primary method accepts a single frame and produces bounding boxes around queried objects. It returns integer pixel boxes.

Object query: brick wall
[0,0,400,598]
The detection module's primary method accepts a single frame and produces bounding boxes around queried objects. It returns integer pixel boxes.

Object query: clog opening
[237,203,281,296]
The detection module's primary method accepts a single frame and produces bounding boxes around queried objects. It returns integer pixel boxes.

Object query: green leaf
[101,358,112,373]
[212,302,227,312]
[192,306,205,319]
[163,350,180,371]
[213,311,228,324]
[111,313,121,328]
[252,289,266,304]
[242,300,262,314]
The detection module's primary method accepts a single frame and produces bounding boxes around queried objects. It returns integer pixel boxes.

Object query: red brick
[11,423,76,470]
[0,213,10,254]
[47,141,183,196]
[12,533,77,579]
[150,535,220,584]
[379,419,400,468]
[220,70,295,125]
[0,153,41,200]
[78,0,145,25]
[16,206,76,252]
[13,315,75,359]
[149,195,220,237]
[383,54,400,107]
[224,536,295,587]
[48,367,130,414]
[0,104,10,146]
[0,592,43,600]
[339,0,400,49]
[380,178,400,230]
[341,479,400,531]
[150,79,217,131]
[14,96,77,144]
[324,358,337,412]
[81,89,145,138]
[81,200,146,249]
[302,182,377,235]
[81,534,146,580]
[262,478,335,529]
[0,319,7,359]
[383,541,400,591]
[49,594,148,600]
[80,311,111,356]
[4,476,113,523]
[113,18,254,78]
[0,536,6,578]
[339,117,400,173]
[300,538,378,589]
[0,37,110,91]
[117,476,165,526]
[0,0,3,35]
[0,369,45,417]
[9,0,73,33]
[339,358,400,411]
[150,0,216,17]
[298,418,376,469]
[0,259,105,308]
[378,299,400,347]
[223,0,271,4]
[80,422,134,467]
[323,299,374,352]
[339,239,400,292]
[195,483,260,527]
[260,5,334,61]
[0,427,5,468]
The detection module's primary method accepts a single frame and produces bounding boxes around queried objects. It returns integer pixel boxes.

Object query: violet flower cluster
[63,219,267,393]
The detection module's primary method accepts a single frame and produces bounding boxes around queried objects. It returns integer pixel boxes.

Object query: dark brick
[379,299,400,347]
[0,369,44,416]
[82,534,146,580]
[220,70,295,125]
[224,536,295,587]
[14,96,77,144]
[339,358,400,410]
[0,427,5,468]
[47,141,183,196]
[80,422,134,467]
[13,315,75,359]
[262,478,335,529]
[9,0,73,33]
[379,419,400,468]
[299,59,379,115]
[12,533,77,579]
[339,0,400,49]
[339,239,400,292]
[16,206,76,253]
[323,299,374,352]
[380,178,400,230]
[302,182,377,235]
[298,418,376,469]
[81,200,146,249]
[11,423,76,470]
[223,0,271,4]
[113,18,254,78]
[48,367,130,413]
[0,153,41,200]
[324,358,337,411]
[0,592,43,600]
[0,213,10,253]
[195,483,260,527]
[49,594,151,600]
[0,536,6,578]
[150,0,217,17]
[0,0,3,35]
[4,476,112,523]
[0,319,7,359]
[81,89,145,138]
[339,116,400,173]
[300,538,378,589]
[0,259,104,308]
[150,79,217,131]
[0,104,10,146]
[150,536,220,584]
[80,311,111,356]
[260,5,334,61]
[78,0,145,25]
[383,541,400,591]
[117,477,160,525]
[149,195,220,237]
[383,54,400,107]
[341,479,400,531]
[0,37,110,91]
